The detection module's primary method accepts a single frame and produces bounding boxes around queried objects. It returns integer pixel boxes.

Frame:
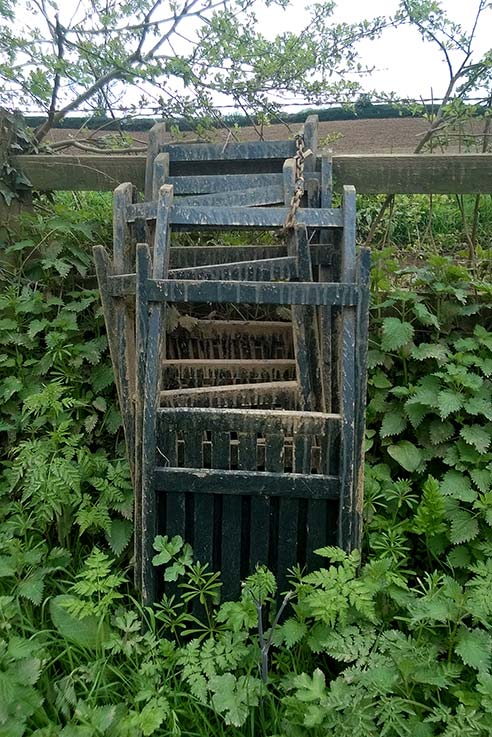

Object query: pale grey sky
[260,0,491,101]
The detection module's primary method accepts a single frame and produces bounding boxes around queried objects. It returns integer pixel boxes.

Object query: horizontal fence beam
[12,153,492,194]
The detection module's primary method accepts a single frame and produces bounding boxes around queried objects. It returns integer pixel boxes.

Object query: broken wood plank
[160,380,298,408]
[168,256,297,282]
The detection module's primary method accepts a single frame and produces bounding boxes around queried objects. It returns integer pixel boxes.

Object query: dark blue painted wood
[179,186,284,207]
[160,139,296,162]
[126,202,344,229]
[154,468,340,498]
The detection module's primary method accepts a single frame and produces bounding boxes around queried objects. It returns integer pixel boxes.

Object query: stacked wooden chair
[94,115,370,603]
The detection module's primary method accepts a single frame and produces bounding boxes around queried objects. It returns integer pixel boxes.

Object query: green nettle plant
[0,196,492,735]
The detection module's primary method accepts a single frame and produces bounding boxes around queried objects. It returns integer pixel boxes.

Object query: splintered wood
[93,114,370,604]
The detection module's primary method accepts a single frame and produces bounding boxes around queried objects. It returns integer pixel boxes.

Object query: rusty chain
[283,132,312,231]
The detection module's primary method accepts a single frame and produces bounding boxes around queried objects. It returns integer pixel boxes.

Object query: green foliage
[1,195,492,735]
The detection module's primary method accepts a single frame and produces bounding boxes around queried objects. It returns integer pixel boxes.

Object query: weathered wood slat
[353,247,371,551]
[109,275,358,305]
[212,430,240,599]
[288,227,323,412]
[152,152,170,201]
[162,358,297,388]
[154,468,340,498]
[161,139,296,162]
[169,172,286,195]
[147,279,358,307]
[173,319,292,338]
[134,243,152,589]
[157,406,340,436]
[160,380,298,408]
[303,115,318,174]
[111,185,137,487]
[338,186,357,553]
[145,123,167,200]
[126,202,344,229]
[93,246,135,486]
[168,256,297,282]
[140,187,174,603]
[179,185,284,207]
[16,153,492,194]
[169,244,287,268]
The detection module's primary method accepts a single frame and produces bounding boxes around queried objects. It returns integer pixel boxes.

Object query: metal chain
[283,132,312,231]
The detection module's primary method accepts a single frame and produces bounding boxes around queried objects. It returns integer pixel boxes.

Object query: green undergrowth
[0,197,491,735]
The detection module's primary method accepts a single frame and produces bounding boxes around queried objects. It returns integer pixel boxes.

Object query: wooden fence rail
[12,153,492,194]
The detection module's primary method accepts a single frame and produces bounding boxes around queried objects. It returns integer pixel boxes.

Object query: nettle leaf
[405,402,429,428]
[470,469,492,493]
[380,409,407,438]
[371,370,391,389]
[406,376,440,408]
[465,397,492,421]
[387,441,423,473]
[367,349,386,368]
[460,425,491,454]
[429,420,454,445]
[412,301,440,328]
[411,343,448,362]
[447,545,471,569]
[281,618,308,648]
[455,627,491,671]
[478,358,492,377]
[438,390,464,419]
[0,375,23,401]
[441,471,477,502]
[449,509,479,545]
[381,317,415,352]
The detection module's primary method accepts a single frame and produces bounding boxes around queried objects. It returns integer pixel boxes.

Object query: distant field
[46,117,486,154]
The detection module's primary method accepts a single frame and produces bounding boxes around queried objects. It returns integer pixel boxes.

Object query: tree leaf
[387,441,423,472]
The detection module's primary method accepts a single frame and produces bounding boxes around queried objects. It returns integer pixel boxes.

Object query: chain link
[283,132,312,231]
